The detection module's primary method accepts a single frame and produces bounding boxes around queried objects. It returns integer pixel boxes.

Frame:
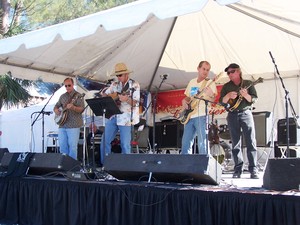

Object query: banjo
[54,93,85,126]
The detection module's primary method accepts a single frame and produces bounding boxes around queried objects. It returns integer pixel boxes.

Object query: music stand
[85,97,121,118]
[85,97,121,167]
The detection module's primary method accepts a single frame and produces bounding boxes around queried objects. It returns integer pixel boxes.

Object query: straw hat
[111,63,133,76]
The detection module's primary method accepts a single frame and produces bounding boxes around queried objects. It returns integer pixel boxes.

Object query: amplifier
[277,118,300,146]
[150,120,183,149]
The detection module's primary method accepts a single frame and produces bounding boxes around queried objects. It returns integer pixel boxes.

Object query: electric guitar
[178,73,222,125]
[227,77,263,112]
[54,93,85,126]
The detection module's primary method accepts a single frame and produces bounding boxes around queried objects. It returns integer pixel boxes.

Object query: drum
[218,124,231,140]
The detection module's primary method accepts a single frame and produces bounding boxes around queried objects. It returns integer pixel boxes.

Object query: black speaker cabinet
[104,154,222,185]
[0,148,9,162]
[28,153,81,175]
[263,158,300,191]
[252,111,273,147]
[0,152,81,175]
[277,118,300,146]
[151,120,184,149]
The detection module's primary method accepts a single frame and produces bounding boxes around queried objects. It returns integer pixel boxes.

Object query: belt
[229,108,251,113]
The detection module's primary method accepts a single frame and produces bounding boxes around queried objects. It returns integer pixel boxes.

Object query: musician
[219,63,259,179]
[181,61,217,155]
[53,78,85,160]
[100,63,140,166]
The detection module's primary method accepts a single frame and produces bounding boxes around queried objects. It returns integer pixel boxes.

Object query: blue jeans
[58,127,80,160]
[227,110,257,173]
[100,117,132,165]
[181,116,207,154]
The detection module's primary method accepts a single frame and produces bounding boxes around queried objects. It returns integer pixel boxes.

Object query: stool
[47,132,59,153]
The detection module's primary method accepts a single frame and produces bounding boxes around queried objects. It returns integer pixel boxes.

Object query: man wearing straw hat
[100,63,140,166]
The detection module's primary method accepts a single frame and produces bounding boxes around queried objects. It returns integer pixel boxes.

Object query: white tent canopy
[1,0,300,152]
[0,0,300,91]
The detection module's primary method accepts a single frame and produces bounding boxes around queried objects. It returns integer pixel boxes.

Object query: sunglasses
[64,84,72,87]
[227,70,236,75]
[116,74,124,77]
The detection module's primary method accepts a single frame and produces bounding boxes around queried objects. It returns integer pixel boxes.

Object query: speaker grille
[277,118,300,146]
[263,158,300,191]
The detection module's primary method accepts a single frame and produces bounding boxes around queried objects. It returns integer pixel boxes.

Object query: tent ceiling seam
[0,60,75,78]
[235,3,300,25]
[84,15,157,78]
[146,17,177,92]
[228,4,300,39]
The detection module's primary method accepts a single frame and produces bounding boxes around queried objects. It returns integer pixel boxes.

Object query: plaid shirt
[54,90,85,128]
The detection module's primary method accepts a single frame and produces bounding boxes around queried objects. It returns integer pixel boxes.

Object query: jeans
[181,116,207,154]
[100,117,132,165]
[227,110,257,173]
[58,127,80,160]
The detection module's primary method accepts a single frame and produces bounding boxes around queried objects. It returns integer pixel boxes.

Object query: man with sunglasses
[219,63,259,179]
[100,63,140,166]
[54,77,85,160]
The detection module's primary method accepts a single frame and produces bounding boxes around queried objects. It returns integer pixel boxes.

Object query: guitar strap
[200,79,208,92]
[65,92,77,107]
[121,80,131,93]
[196,79,208,97]
[239,79,244,90]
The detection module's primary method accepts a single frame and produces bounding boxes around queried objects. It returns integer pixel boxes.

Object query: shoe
[250,171,259,179]
[232,171,241,178]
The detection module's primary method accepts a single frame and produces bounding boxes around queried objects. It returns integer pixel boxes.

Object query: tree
[0,72,31,110]
[0,0,136,110]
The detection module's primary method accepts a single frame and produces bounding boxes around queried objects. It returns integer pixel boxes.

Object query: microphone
[44,111,53,115]
[106,78,114,86]
[160,74,169,80]
[219,102,230,109]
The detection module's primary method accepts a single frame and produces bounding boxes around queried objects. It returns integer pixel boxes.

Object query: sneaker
[232,171,241,178]
[250,171,259,179]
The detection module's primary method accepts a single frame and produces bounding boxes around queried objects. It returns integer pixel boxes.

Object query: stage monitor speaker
[277,118,300,146]
[104,154,221,185]
[0,153,81,175]
[28,153,81,175]
[263,158,300,191]
[151,120,184,149]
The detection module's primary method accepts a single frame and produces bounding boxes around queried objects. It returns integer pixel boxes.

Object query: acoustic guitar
[227,77,263,112]
[54,93,85,126]
[108,90,131,106]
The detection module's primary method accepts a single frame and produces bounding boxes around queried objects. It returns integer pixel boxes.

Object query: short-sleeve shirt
[104,79,140,126]
[54,90,84,128]
[184,78,217,118]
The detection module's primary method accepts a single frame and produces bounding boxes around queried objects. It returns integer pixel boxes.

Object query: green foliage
[0,73,32,109]
[2,24,26,37]
[0,0,136,109]
[23,0,136,29]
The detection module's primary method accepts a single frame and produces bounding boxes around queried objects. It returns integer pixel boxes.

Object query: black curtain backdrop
[0,177,300,225]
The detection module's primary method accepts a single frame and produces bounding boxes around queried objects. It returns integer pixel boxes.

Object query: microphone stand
[194,97,227,155]
[30,92,55,153]
[269,51,299,157]
[90,114,96,170]
[151,76,168,153]
[129,86,135,153]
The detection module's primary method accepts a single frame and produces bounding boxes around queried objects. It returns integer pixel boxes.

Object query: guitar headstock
[213,72,223,82]
[254,77,264,84]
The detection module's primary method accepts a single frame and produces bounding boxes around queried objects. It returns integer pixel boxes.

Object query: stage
[0,165,300,225]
